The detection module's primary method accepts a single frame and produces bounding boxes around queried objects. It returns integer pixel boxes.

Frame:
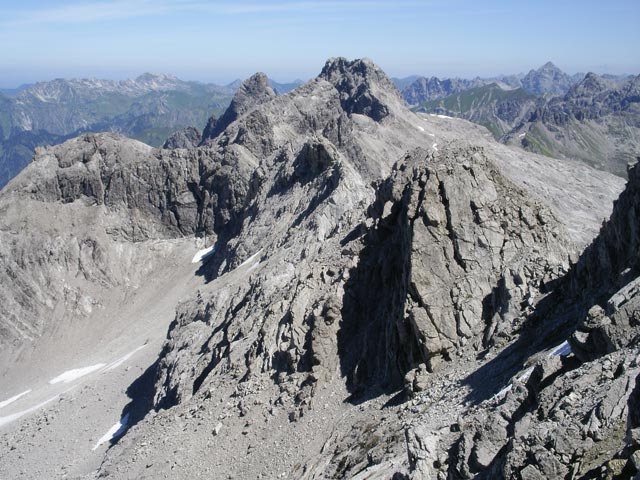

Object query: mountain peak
[568,72,611,97]
[133,72,179,85]
[522,61,574,95]
[201,72,277,143]
[239,72,272,96]
[540,61,560,71]
[319,57,395,89]
[319,57,399,122]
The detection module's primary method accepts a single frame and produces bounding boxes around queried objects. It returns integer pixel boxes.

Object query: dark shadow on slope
[462,286,592,405]
[107,357,160,449]
[192,190,261,284]
[338,188,424,405]
[464,162,640,403]
[194,144,341,284]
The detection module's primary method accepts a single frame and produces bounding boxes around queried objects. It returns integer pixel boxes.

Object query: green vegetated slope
[513,74,640,177]
[411,72,640,178]
[414,83,538,137]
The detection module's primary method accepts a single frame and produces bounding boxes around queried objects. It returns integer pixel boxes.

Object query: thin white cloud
[2,0,427,26]
[214,1,424,15]
[2,0,178,26]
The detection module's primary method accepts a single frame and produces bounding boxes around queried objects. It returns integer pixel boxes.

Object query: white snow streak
[517,366,535,383]
[49,364,106,384]
[106,345,146,371]
[436,114,451,119]
[0,395,59,428]
[0,390,32,410]
[239,249,263,268]
[548,340,572,357]
[495,384,512,398]
[92,413,130,451]
[416,125,425,132]
[191,245,215,263]
[492,366,536,400]
[247,261,261,272]
[432,143,438,152]
[518,133,526,138]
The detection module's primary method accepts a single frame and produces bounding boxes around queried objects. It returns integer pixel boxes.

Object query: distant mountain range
[415,83,540,138]
[0,73,237,188]
[508,73,640,177]
[0,74,307,189]
[404,62,638,177]
[395,62,630,105]
[520,61,583,95]
[0,63,636,190]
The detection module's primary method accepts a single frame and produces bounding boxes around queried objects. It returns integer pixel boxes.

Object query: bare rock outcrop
[162,126,201,149]
[5,132,255,241]
[319,57,401,122]
[420,162,640,479]
[341,145,569,392]
[200,72,277,143]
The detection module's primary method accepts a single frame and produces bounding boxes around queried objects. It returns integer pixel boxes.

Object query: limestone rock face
[521,61,576,95]
[341,145,569,390]
[162,126,201,149]
[419,163,640,479]
[200,72,277,142]
[319,57,401,122]
[568,162,640,361]
[149,61,573,413]
[200,114,218,141]
[6,133,255,241]
[0,131,256,353]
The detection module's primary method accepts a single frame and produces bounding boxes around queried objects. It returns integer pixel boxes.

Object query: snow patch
[416,125,425,132]
[495,384,513,398]
[428,133,435,137]
[518,366,535,383]
[548,340,572,357]
[432,143,438,152]
[49,364,106,384]
[247,261,261,272]
[92,413,130,451]
[493,367,535,400]
[106,345,146,371]
[191,245,215,263]
[0,390,32,410]
[518,133,526,138]
[437,114,452,119]
[0,395,59,428]
[239,249,263,268]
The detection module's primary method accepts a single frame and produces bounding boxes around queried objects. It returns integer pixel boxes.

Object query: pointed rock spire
[201,72,277,143]
[319,57,400,122]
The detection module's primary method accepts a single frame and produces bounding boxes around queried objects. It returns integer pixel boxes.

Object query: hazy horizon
[1,0,638,88]
[0,60,637,90]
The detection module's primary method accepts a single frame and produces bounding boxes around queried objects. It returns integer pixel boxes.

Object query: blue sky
[0,0,638,86]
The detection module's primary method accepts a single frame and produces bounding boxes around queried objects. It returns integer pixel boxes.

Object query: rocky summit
[0,57,636,480]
